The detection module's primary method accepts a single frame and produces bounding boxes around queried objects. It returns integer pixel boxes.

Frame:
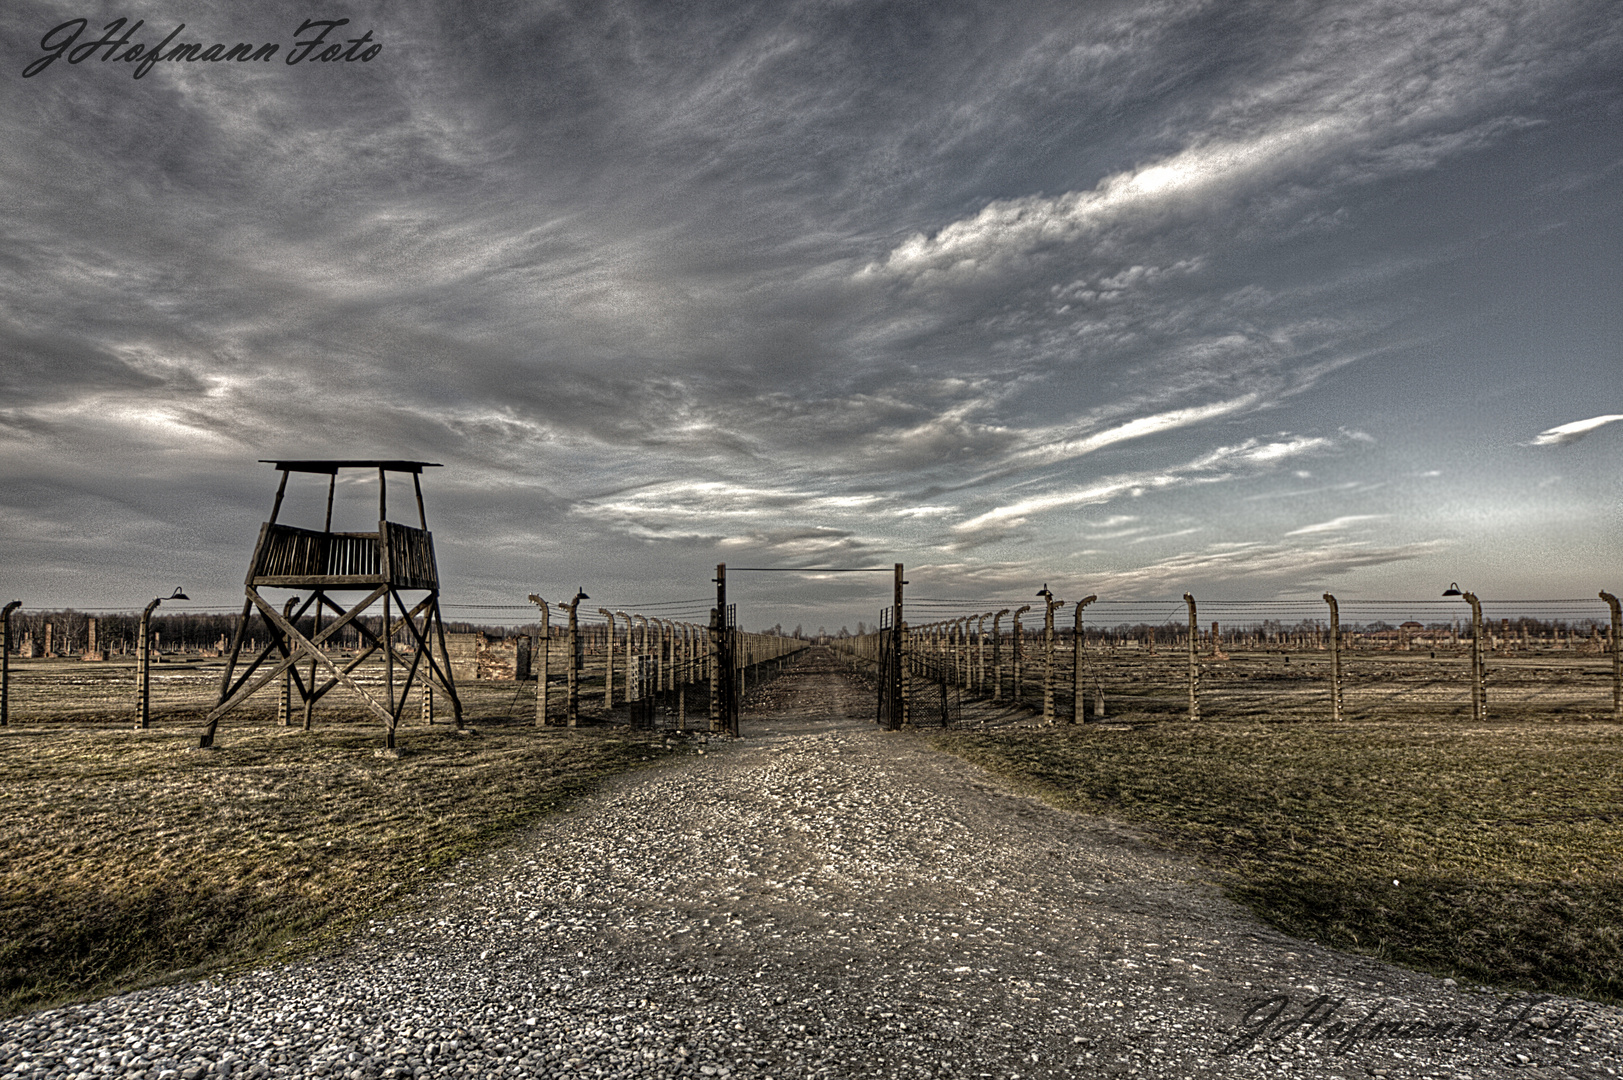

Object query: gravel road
[2,648,1619,1080]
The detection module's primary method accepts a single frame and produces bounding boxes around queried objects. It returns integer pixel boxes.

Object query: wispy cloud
[1527,414,1623,446]
[1009,394,1263,469]
[1285,514,1389,535]
[953,435,1335,537]
[1077,537,1450,597]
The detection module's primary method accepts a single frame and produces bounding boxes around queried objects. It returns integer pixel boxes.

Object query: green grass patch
[931,720,1623,1004]
[0,679,683,1017]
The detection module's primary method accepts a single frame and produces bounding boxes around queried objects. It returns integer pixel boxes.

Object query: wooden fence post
[1323,593,1342,721]
[1184,593,1200,721]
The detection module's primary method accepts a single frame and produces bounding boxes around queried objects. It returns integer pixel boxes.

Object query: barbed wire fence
[0,593,808,733]
[836,592,1623,728]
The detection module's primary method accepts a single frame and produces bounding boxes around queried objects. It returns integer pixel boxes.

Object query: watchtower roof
[260,460,441,474]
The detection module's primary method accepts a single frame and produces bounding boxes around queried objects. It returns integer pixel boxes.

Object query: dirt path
[2,648,1617,1079]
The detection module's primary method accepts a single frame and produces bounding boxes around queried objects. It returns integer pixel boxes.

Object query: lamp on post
[136,588,188,730]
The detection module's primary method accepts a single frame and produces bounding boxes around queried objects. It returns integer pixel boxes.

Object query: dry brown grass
[932,717,1623,1005]
[0,665,681,1016]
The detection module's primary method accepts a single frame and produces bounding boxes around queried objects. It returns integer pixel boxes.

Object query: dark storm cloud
[1,0,1618,615]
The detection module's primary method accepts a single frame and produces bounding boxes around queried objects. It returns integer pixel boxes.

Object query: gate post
[1,600,19,727]
[1601,591,1621,721]
[711,563,731,734]
[1323,593,1342,721]
[1071,595,1096,723]
[887,563,906,730]
[1184,593,1200,721]
[900,622,911,726]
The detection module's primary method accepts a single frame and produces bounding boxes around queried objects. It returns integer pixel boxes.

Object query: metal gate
[907,672,961,728]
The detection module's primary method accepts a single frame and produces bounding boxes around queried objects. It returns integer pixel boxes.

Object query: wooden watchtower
[199,460,463,748]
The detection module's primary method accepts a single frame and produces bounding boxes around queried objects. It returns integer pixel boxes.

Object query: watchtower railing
[249,521,437,589]
[383,521,439,590]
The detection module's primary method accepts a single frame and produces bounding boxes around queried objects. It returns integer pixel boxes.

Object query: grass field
[931,718,1623,1005]
[0,672,683,1017]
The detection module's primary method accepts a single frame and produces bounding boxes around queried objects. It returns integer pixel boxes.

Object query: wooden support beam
[268,469,288,526]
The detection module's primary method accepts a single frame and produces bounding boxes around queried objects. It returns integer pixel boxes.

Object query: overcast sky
[2,0,1619,630]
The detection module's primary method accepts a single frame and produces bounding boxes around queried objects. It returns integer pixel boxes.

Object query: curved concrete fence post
[632,615,649,704]
[1071,595,1096,723]
[615,611,633,704]
[1011,605,1032,704]
[1323,593,1342,721]
[660,619,675,693]
[0,600,19,727]
[991,609,1010,701]
[528,595,552,726]
[650,618,665,697]
[598,608,617,708]
[975,614,990,695]
[1036,587,1066,725]
[958,618,970,688]
[1603,591,1623,721]
[565,589,589,726]
[1463,591,1486,723]
[277,596,299,727]
[135,592,178,730]
[1183,593,1200,721]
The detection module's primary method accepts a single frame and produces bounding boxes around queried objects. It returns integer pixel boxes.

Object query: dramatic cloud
[1,0,1617,622]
